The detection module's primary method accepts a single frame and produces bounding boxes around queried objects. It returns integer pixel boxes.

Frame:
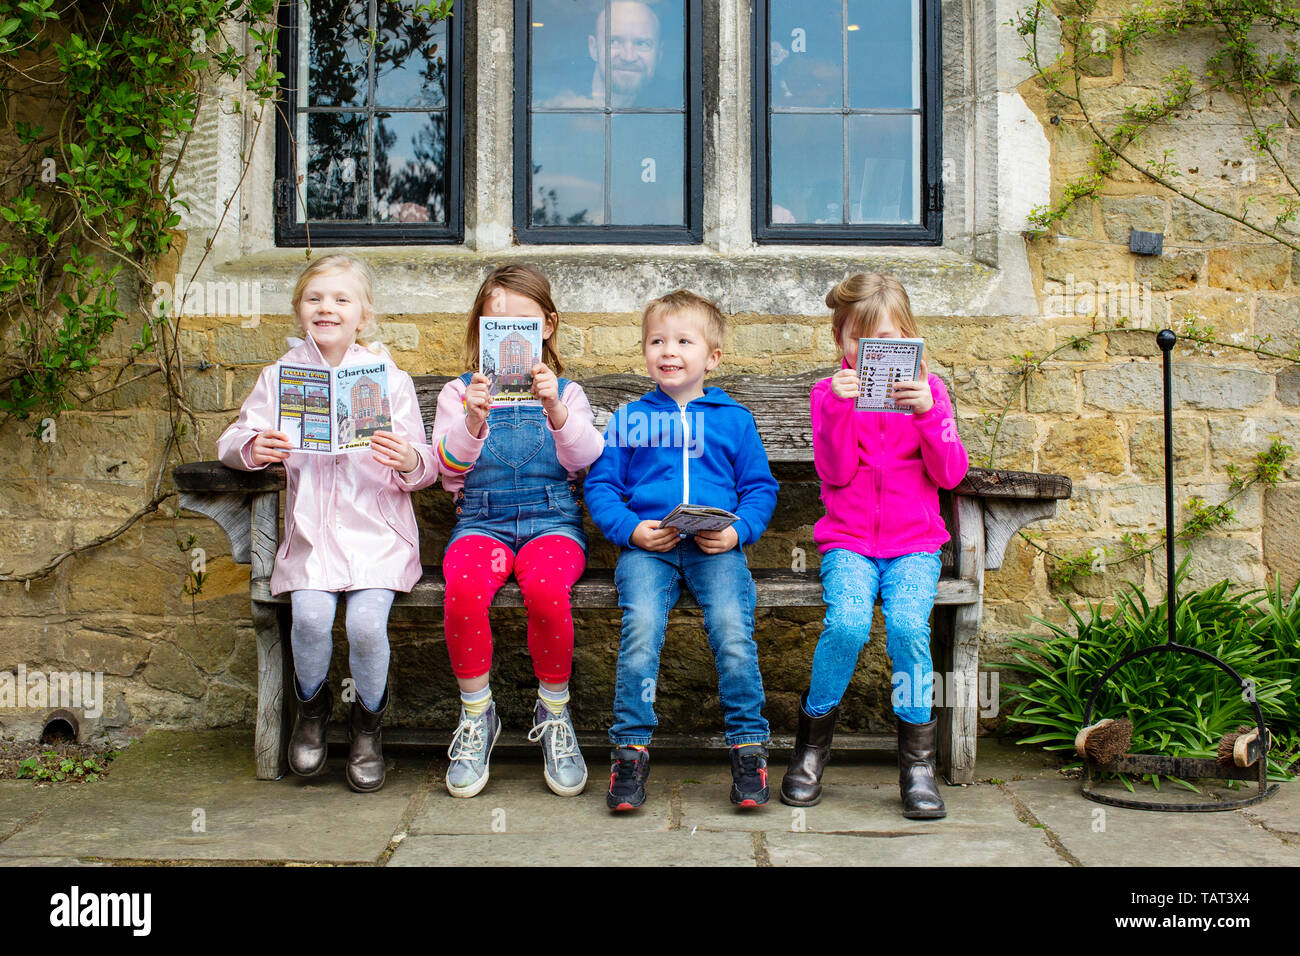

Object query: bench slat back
[412,369,832,462]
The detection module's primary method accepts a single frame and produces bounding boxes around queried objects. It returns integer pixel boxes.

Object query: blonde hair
[641,289,727,351]
[826,273,919,344]
[463,264,565,374]
[291,254,378,334]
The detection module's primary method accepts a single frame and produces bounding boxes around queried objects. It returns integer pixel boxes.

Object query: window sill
[214,241,1008,317]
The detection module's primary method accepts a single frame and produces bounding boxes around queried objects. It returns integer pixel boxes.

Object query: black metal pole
[1157,329,1177,647]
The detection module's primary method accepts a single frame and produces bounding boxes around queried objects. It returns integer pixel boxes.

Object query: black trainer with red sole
[607,746,650,811]
[730,744,770,807]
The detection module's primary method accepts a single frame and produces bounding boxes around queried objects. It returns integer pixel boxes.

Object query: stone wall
[3,0,1299,743]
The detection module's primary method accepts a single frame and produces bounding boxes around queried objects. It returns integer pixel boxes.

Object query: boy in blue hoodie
[585,290,779,810]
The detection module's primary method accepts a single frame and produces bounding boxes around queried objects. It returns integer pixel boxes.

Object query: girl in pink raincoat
[217,255,438,793]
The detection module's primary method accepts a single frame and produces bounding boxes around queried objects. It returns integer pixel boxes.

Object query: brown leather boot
[898,718,946,819]
[288,675,332,777]
[346,686,389,793]
[780,692,838,807]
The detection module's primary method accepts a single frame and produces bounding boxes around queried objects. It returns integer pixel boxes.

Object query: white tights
[289,589,395,711]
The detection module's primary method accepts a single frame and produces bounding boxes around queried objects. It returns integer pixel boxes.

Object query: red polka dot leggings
[442,534,586,682]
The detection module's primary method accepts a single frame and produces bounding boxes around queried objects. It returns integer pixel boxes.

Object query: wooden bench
[173,370,1071,784]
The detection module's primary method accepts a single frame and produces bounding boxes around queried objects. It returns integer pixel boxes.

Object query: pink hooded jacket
[811,363,969,558]
[216,337,439,595]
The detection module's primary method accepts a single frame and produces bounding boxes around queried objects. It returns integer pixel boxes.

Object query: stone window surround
[195,0,1049,319]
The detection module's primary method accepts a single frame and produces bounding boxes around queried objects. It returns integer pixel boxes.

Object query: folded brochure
[661,503,738,534]
[276,361,392,454]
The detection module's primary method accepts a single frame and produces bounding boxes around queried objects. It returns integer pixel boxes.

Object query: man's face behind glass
[589,1,661,102]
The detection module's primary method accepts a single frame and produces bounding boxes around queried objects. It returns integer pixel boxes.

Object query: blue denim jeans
[807,548,943,725]
[610,541,769,747]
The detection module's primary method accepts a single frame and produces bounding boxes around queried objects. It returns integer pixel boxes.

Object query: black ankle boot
[346,686,389,793]
[780,692,838,807]
[897,718,946,819]
[288,675,332,777]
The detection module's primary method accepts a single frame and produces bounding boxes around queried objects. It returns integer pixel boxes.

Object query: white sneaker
[445,702,502,798]
[527,699,588,796]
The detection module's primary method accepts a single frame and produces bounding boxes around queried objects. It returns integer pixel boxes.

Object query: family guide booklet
[479,316,544,404]
[275,361,392,454]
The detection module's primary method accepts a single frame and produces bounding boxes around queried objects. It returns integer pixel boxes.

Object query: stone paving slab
[14,857,108,867]
[678,780,1042,840]
[0,782,71,837]
[761,828,1065,866]
[388,830,759,866]
[1005,778,1300,867]
[412,776,675,835]
[0,730,1295,867]
[1240,781,1300,839]
[0,732,419,863]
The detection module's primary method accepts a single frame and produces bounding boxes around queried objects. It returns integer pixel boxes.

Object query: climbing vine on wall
[999,0,1300,589]
[0,0,283,584]
[0,1,453,585]
[1014,0,1300,245]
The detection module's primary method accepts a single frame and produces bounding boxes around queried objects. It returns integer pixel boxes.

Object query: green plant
[0,0,283,428]
[1005,559,1300,788]
[16,748,116,782]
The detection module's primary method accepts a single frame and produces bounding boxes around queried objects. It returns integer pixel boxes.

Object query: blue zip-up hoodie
[585,385,779,549]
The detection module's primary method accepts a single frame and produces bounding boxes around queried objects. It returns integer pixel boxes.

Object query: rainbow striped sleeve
[438,436,472,474]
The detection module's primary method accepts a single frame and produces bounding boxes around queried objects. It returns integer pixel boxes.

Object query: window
[274,0,463,245]
[514,0,703,243]
[753,0,941,244]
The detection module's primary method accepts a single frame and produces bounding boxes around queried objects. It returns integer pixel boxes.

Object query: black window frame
[273,0,465,246]
[513,0,704,245]
[751,0,942,245]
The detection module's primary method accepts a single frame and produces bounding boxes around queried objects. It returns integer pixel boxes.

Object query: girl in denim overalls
[432,265,605,798]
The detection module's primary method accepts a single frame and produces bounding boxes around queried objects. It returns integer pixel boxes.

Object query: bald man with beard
[539,1,664,108]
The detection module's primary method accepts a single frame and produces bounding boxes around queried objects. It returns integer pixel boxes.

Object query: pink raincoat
[216,337,439,595]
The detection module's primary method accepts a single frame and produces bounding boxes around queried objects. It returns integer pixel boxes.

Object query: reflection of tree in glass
[375,0,447,105]
[307,114,368,220]
[307,0,369,107]
[303,0,450,223]
[531,163,592,226]
[375,115,447,223]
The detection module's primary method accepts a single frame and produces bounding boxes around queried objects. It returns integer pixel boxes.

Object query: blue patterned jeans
[807,548,943,724]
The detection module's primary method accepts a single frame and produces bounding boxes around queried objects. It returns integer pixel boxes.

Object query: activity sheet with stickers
[855,338,923,414]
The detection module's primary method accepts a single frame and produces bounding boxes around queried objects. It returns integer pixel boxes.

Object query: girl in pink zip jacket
[779,273,969,820]
[217,255,438,794]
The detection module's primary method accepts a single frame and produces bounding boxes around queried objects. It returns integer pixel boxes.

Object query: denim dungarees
[446,372,587,553]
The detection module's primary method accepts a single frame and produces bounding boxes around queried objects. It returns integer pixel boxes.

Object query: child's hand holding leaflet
[855,338,924,413]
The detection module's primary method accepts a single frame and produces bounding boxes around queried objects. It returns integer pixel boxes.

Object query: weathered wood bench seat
[174,370,1071,784]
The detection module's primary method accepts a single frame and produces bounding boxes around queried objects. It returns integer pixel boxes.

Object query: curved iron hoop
[1079,642,1278,812]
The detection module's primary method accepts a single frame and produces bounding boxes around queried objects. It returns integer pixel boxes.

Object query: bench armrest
[954,467,1071,500]
[948,468,1070,573]
[174,462,286,566]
